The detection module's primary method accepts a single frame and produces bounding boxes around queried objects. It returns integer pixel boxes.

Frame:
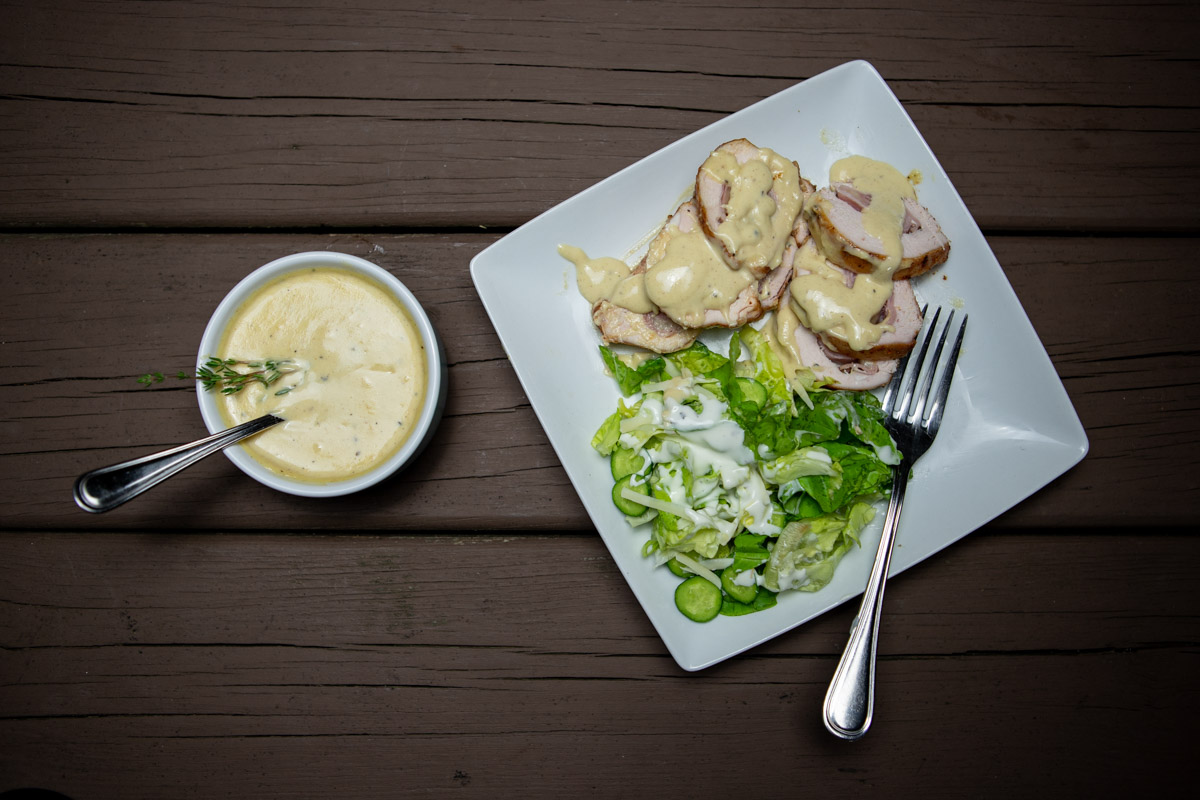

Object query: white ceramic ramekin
[196,251,446,497]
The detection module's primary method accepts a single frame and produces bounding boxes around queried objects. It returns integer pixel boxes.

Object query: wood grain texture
[1,0,1197,231]
[2,232,1197,531]
[2,2,1198,794]
[1,530,1195,797]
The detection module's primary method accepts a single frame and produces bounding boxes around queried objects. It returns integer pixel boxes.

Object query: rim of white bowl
[196,251,444,497]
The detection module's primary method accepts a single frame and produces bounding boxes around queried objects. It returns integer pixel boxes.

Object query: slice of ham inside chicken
[788,239,923,360]
[804,155,949,279]
[780,155,946,373]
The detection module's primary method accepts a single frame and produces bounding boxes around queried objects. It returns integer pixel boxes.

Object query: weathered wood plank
[0,531,1195,797]
[1,232,1197,530]
[1,531,1194,654]
[0,651,1190,797]
[1,0,1196,231]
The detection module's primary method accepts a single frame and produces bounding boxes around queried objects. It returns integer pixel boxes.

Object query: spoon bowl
[74,414,283,513]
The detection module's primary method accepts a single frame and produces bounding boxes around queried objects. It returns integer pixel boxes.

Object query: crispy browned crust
[820,331,917,361]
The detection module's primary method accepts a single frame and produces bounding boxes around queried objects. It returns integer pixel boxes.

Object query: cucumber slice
[667,558,690,578]
[610,446,645,480]
[720,568,758,604]
[733,376,768,409]
[674,576,722,622]
[611,474,649,516]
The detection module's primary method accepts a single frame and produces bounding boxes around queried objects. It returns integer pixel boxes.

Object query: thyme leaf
[137,357,301,394]
[195,357,301,395]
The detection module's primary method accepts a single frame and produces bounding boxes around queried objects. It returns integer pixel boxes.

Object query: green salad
[590,326,900,622]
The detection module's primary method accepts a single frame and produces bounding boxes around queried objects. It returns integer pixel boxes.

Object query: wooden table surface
[2,1,1198,797]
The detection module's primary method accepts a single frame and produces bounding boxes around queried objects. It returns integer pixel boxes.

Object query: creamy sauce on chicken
[788,155,919,352]
[561,231,757,330]
[828,155,917,273]
[701,147,803,272]
[643,232,755,327]
[562,144,806,338]
[565,144,938,371]
[788,240,892,351]
[560,245,639,311]
[561,244,655,314]
[217,268,427,483]
[767,299,808,389]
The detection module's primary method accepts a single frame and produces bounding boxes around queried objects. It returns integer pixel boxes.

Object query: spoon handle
[73,414,283,513]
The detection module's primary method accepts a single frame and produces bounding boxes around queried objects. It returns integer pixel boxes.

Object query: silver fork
[822,306,968,740]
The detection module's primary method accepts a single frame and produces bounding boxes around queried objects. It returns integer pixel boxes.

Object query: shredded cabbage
[591,339,898,619]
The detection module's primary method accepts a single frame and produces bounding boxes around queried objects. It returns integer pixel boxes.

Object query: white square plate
[470,60,1088,671]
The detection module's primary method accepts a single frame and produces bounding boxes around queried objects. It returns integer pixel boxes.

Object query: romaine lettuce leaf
[728,532,772,574]
[591,397,639,455]
[760,445,837,485]
[796,442,892,514]
[617,395,665,451]
[762,501,876,593]
[599,346,666,396]
[665,340,728,377]
[720,588,778,616]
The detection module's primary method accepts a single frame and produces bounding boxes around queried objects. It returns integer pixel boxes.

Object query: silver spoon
[73,414,283,513]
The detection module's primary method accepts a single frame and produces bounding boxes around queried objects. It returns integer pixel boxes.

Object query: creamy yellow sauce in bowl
[196,252,445,497]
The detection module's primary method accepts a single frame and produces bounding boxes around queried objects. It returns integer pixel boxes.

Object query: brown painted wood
[2,2,1198,795]
[0,531,1194,797]
[1,0,1197,231]
[2,233,1197,531]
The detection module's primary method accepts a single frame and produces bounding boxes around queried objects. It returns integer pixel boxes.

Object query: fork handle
[822,466,910,740]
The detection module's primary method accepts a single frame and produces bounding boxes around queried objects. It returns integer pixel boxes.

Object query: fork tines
[882,306,968,431]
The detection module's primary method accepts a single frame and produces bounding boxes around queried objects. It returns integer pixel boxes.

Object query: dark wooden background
[2,1,1198,797]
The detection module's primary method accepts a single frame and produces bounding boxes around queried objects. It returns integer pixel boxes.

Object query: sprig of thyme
[138,357,300,396]
[195,357,300,395]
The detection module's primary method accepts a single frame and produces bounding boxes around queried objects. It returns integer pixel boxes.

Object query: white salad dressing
[632,382,781,541]
[662,386,753,463]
